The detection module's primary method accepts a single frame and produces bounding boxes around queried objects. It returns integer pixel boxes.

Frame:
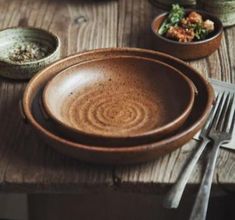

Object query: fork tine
[200,95,220,135]
[229,95,235,134]
[217,93,231,131]
[221,93,234,132]
[210,92,226,130]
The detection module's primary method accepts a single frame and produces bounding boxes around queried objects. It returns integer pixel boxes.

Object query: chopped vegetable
[203,19,215,33]
[189,23,209,40]
[158,4,185,35]
[166,26,195,43]
[187,11,202,24]
[158,4,215,42]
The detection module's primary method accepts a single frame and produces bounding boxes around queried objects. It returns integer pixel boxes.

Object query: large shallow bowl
[42,56,195,146]
[22,48,214,164]
[151,10,223,60]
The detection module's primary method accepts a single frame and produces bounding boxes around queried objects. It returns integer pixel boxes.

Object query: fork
[163,95,220,209]
[189,92,235,220]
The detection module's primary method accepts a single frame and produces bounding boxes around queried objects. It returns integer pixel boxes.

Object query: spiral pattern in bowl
[61,86,165,136]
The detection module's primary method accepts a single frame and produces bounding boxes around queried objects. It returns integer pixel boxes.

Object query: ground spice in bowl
[8,42,48,63]
[0,27,60,80]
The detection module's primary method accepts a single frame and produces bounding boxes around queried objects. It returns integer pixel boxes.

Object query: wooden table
[0,0,234,196]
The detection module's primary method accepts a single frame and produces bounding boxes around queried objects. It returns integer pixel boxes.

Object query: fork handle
[189,140,222,220]
[163,139,210,209]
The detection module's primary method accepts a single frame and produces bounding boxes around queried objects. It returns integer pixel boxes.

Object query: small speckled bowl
[0,27,60,80]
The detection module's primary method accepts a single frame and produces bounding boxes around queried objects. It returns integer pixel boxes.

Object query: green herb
[158,4,185,35]
[194,24,209,40]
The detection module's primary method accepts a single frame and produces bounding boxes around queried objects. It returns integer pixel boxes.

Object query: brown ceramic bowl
[22,48,214,164]
[42,56,195,146]
[151,10,223,60]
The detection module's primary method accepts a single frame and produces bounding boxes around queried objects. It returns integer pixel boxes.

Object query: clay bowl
[22,48,214,165]
[151,10,223,60]
[42,56,195,146]
[0,27,60,80]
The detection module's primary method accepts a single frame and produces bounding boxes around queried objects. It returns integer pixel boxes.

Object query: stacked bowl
[22,48,214,164]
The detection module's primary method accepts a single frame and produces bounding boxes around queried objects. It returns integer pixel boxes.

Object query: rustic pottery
[151,10,223,60]
[22,48,214,164]
[0,27,60,80]
[42,56,195,146]
[197,0,235,27]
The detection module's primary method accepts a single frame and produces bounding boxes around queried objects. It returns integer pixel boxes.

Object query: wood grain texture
[115,0,235,192]
[0,0,118,193]
[0,0,234,193]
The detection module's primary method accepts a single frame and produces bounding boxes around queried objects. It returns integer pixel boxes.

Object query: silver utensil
[163,95,220,209]
[190,92,235,220]
[194,79,235,151]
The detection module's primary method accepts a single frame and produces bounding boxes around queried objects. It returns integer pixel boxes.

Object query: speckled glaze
[151,10,223,60]
[0,27,60,80]
[42,56,195,146]
[197,0,235,27]
[22,48,214,165]
[150,0,196,9]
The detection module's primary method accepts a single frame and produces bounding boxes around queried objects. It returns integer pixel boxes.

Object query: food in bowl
[8,42,48,63]
[158,4,215,42]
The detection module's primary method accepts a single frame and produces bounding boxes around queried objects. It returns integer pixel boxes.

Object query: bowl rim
[151,9,223,46]
[22,47,214,153]
[42,55,196,140]
[0,26,61,66]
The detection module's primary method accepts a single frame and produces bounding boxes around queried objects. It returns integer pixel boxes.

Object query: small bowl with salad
[151,4,223,60]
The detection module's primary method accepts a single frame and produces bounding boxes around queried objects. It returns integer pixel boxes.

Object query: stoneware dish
[151,10,223,60]
[0,27,60,80]
[22,48,214,165]
[42,56,195,146]
[198,0,235,27]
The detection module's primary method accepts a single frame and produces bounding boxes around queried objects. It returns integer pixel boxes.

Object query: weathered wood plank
[0,0,118,192]
[118,0,163,48]
[114,0,235,191]
[224,27,235,83]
